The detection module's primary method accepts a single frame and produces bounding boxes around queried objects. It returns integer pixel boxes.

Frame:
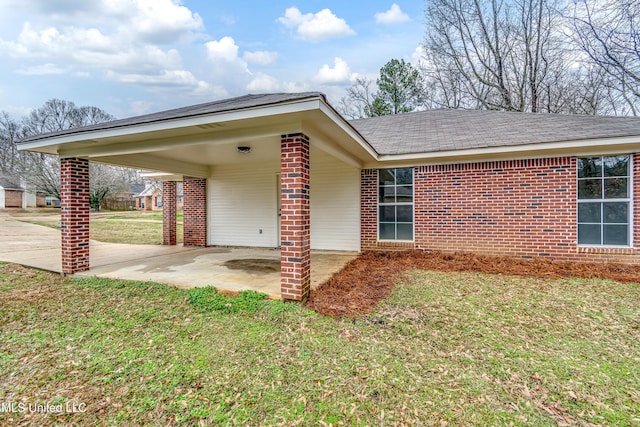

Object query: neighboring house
[17,92,640,301]
[45,196,60,208]
[0,177,25,208]
[135,182,183,211]
[102,183,144,211]
[135,182,162,211]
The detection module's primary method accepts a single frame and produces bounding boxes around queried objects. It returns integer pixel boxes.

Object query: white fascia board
[18,98,324,152]
[318,102,379,160]
[365,135,640,168]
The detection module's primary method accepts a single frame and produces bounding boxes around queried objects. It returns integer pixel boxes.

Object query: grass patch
[90,219,184,245]
[18,211,184,245]
[107,212,184,221]
[187,287,268,314]
[1,263,638,425]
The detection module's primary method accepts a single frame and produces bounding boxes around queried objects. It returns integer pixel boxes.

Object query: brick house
[17,93,640,300]
[0,177,25,208]
[135,182,184,211]
[135,182,162,211]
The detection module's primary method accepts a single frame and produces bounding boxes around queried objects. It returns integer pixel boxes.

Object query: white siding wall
[207,152,361,251]
[310,154,360,251]
[0,189,5,209]
[24,191,34,208]
[208,163,279,247]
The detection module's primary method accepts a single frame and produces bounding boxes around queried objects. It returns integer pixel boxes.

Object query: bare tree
[336,77,376,119]
[0,112,22,174]
[90,163,141,211]
[572,0,640,115]
[423,0,585,113]
[12,99,138,205]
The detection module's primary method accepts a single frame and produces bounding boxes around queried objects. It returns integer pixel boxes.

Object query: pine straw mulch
[306,250,640,318]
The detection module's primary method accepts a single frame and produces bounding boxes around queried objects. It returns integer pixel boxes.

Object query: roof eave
[17,97,327,152]
[365,135,640,168]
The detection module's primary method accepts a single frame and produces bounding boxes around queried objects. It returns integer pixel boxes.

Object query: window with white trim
[378,168,413,241]
[577,155,631,246]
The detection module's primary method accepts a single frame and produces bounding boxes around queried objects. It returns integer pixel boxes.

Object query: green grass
[106,212,184,221]
[0,263,638,426]
[90,219,184,245]
[19,215,184,245]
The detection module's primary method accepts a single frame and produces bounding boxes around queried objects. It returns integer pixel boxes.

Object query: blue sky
[0,0,425,120]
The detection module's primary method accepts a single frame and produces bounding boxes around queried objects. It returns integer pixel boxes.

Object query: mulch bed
[306,250,640,318]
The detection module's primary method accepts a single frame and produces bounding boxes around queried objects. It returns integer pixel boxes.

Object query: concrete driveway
[0,211,356,298]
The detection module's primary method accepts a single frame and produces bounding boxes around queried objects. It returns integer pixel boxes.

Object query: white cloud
[375,4,411,25]
[0,0,209,96]
[243,50,278,66]
[246,72,281,92]
[125,0,204,44]
[315,57,355,84]
[130,100,153,115]
[278,7,355,42]
[206,36,240,62]
[16,63,67,75]
[411,45,427,68]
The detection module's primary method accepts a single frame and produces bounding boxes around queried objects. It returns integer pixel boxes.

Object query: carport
[0,212,356,298]
[17,93,376,301]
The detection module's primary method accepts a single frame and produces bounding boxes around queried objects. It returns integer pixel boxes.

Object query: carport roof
[19,92,326,143]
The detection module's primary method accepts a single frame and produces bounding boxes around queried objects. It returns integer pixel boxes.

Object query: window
[156,195,162,208]
[577,155,631,246]
[378,168,414,240]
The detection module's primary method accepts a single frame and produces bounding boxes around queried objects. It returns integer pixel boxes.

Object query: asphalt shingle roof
[18,91,640,156]
[0,176,23,190]
[19,92,325,143]
[349,109,640,155]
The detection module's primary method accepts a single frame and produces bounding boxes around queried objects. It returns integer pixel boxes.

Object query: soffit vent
[197,123,225,130]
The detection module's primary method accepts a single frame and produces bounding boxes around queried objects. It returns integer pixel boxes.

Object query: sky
[0,0,425,120]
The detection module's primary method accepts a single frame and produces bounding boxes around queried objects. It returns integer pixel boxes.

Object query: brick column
[60,158,90,274]
[183,176,207,247]
[360,169,378,250]
[162,181,177,246]
[634,154,640,249]
[280,133,311,301]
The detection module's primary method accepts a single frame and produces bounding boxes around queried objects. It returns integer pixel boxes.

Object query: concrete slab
[0,212,357,298]
[76,248,357,299]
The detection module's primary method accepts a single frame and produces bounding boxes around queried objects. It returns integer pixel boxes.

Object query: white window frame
[377,168,415,242]
[577,154,633,247]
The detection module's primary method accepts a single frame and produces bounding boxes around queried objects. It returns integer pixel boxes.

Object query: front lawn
[0,263,638,425]
[18,211,184,245]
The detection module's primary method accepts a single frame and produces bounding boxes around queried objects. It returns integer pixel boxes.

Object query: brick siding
[4,190,22,208]
[280,133,311,301]
[60,158,90,273]
[183,176,207,247]
[162,181,177,246]
[361,155,640,264]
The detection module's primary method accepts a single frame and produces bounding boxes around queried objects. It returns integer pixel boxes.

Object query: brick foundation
[183,176,207,247]
[361,156,640,264]
[162,181,177,246]
[60,158,90,273]
[280,133,311,301]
